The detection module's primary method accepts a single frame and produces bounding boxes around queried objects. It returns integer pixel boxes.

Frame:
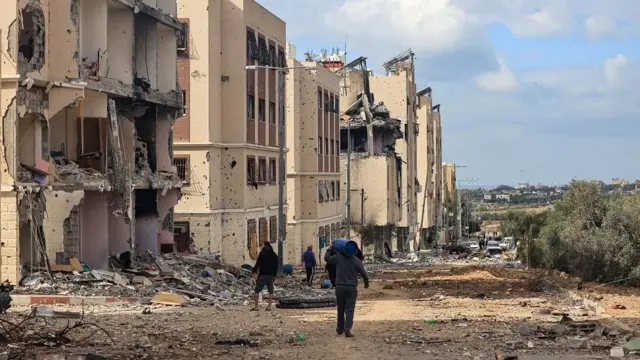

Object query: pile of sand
[431,270,499,281]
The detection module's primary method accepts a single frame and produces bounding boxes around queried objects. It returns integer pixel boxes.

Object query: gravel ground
[2,265,638,360]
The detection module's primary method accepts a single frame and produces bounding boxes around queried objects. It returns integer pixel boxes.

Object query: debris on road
[215,338,260,347]
[14,252,336,308]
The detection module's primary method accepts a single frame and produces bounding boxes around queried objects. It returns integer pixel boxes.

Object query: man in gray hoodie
[324,244,369,337]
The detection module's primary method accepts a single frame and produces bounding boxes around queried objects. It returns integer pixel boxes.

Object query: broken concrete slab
[622,338,640,354]
[69,257,83,272]
[513,322,538,336]
[132,276,153,287]
[150,292,184,306]
[35,307,82,319]
[610,346,625,357]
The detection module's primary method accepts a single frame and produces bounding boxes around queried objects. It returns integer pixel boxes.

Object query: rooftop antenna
[344,33,348,65]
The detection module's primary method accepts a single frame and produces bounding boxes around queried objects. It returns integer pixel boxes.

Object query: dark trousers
[305,267,315,286]
[335,286,358,332]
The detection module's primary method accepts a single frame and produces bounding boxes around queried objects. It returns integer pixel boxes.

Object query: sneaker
[336,330,343,335]
[344,331,354,338]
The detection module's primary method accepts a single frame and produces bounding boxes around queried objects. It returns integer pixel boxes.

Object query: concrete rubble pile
[14,252,336,307]
[15,252,255,305]
[508,317,640,357]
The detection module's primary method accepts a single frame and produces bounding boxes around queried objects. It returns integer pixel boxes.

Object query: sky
[258,0,640,186]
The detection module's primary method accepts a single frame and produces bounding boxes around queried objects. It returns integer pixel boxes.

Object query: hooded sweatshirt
[303,249,316,268]
[324,249,369,287]
[252,245,278,276]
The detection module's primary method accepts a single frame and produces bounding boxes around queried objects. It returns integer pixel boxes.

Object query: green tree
[501,210,548,268]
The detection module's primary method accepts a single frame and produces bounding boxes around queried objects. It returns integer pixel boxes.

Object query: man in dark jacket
[251,241,278,311]
[303,245,316,286]
[324,244,369,337]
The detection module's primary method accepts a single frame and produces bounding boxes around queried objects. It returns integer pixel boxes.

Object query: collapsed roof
[341,98,402,138]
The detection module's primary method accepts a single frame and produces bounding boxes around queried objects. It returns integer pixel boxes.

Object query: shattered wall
[416,94,436,231]
[80,191,108,269]
[15,0,80,82]
[41,190,84,264]
[157,188,179,246]
[341,155,398,226]
[155,109,173,172]
[108,192,131,255]
[0,192,19,283]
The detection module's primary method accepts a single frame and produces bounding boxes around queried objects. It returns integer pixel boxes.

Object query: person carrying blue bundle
[303,245,316,286]
[324,242,369,338]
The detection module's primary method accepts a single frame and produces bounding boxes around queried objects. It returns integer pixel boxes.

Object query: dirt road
[3,265,639,359]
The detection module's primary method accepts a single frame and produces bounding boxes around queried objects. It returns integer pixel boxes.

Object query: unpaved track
[3,265,639,359]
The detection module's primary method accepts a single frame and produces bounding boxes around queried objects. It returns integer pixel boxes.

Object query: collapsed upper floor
[1,0,183,107]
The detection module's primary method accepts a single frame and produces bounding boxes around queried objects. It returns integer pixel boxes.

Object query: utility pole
[442,164,467,243]
[360,188,365,229]
[246,64,316,275]
[457,177,478,241]
[346,120,351,239]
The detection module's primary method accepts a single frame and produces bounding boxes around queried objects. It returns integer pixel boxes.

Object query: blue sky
[260,0,640,186]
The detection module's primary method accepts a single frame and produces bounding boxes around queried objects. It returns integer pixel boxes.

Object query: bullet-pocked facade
[175,0,287,265]
[369,54,418,251]
[0,0,183,284]
[285,53,342,265]
[416,90,436,246]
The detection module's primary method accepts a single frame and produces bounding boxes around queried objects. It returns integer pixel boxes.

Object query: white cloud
[474,56,517,92]
[604,54,628,87]
[584,16,617,39]
[330,0,476,54]
[505,4,574,37]
[257,0,640,184]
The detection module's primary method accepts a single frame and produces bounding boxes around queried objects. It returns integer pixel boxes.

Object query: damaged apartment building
[173,0,288,266]
[284,45,344,266]
[337,56,403,258]
[338,50,421,257]
[416,86,443,248]
[0,0,183,284]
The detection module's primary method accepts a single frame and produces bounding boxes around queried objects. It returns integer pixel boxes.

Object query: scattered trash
[611,304,627,310]
[215,338,259,347]
[0,281,14,314]
[424,319,437,324]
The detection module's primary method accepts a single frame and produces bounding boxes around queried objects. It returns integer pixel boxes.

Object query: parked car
[501,237,514,250]
[486,240,502,255]
[468,240,479,250]
[441,243,470,255]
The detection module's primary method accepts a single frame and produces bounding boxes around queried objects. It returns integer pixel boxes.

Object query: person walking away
[251,241,278,311]
[324,245,369,338]
[304,245,317,286]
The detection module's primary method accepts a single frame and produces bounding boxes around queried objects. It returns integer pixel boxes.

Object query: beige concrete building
[284,51,342,265]
[0,0,183,284]
[416,88,436,246]
[174,0,287,266]
[337,57,403,257]
[442,162,457,211]
[434,109,443,237]
[368,51,418,251]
